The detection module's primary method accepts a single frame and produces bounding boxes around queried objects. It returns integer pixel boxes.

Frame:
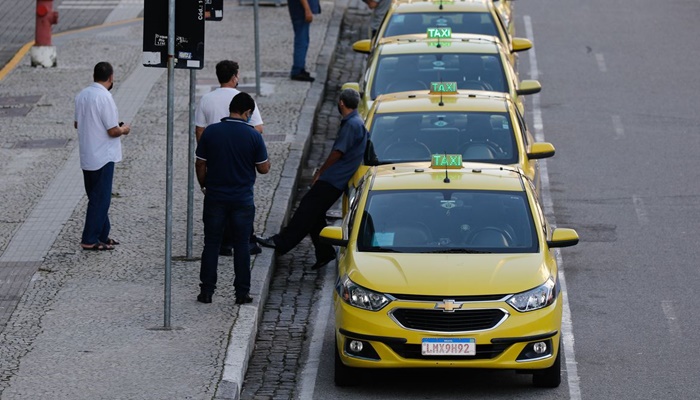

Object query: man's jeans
[200,197,255,296]
[81,162,114,245]
[290,16,310,76]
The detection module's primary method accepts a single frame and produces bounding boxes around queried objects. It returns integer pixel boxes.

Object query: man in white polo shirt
[74,61,131,251]
[195,60,264,256]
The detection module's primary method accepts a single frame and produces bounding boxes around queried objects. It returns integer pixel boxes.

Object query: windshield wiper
[421,248,494,254]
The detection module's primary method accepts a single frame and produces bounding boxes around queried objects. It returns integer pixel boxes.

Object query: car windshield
[370,53,506,99]
[384,12,499,38]
[357,189,538,253]
[367,111,517,164]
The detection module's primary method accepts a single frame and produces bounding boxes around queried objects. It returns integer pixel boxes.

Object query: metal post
[186,69,196,259]
[254,0,261,95]
[164,0,176,329]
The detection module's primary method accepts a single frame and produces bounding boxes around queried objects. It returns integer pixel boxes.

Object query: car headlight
[337,276,390,311]
[507,277,558,312]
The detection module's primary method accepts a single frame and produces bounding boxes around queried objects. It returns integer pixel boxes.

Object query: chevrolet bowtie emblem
[435,299,462,312]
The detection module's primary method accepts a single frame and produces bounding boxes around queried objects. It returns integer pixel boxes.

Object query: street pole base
[30,46,57,68]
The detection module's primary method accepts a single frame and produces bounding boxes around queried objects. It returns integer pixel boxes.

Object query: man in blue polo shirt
[257,89,367,269]
[195,92,271,304]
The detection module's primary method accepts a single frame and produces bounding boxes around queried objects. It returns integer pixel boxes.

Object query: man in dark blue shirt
[195,92,271,304]
[288,0,321,81]
[257,89,367,269]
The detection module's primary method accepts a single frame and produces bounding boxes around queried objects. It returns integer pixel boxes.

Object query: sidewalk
[0,0,348,398]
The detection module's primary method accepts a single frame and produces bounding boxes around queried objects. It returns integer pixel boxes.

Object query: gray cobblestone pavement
[240,6,370,399]
[0,0,353,398]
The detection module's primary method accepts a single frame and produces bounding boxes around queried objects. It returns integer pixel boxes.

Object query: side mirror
[527,142,555,160]
[511,37,532,52]
[352,39,372,54]
[342,82,361,93]
[319,226,348,247]
[547,228,579,248]
[516,80,542,96]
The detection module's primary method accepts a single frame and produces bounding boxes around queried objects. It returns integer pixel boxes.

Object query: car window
[367,111,517,164]
[384,12,499,38]
[358,189,537,253]
[371,53,507,99]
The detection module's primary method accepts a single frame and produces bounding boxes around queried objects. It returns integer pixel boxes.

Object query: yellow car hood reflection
[346,252,549,295]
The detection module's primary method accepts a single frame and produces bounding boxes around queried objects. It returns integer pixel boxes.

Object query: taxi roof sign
[431,154,463,169]
[430,82,458,94]
[427,27,452,39]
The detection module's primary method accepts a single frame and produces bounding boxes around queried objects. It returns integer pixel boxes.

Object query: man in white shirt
[195,60,264,255]
[195,60,263,140]
[74,61,131,251]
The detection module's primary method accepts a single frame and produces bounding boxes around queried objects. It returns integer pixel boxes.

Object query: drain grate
[0,95,41,107]
[0,107,32,118]
[13,138,69,149]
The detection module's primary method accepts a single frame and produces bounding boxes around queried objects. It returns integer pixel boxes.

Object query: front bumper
[335,292,562,370]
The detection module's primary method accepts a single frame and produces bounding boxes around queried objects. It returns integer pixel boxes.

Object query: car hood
[345,252,550,296]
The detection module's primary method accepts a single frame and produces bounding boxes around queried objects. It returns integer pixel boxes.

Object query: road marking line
[612,115,624,139]
[632,195,649,225]
[595,53,607,72]
[525,15,581,400]
[661,300,681,343]
[297,263,335,399]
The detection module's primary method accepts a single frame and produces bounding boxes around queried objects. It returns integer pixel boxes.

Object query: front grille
[392,308,506,332]
[387,343,509,360]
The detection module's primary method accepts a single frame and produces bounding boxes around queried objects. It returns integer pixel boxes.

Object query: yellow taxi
[358,84,554,192]
[321,163,579,388]
[343,35,541,117]
[363,0,529,65]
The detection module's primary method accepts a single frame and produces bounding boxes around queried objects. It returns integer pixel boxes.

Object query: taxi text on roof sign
[427,27,452,39]
[431,154,463,169]
[430,81,458,94]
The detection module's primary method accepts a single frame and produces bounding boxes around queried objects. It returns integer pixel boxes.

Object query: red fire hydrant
[31,0,59,67]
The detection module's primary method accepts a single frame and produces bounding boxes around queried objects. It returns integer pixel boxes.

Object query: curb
[215,0,350,398]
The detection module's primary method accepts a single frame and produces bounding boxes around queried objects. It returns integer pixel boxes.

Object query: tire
[532,343,561,388]
[334,339,360,387]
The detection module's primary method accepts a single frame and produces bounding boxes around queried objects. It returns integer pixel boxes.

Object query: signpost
[142,0,205,329]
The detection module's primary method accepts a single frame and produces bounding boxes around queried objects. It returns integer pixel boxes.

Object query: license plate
[421,338,476,356]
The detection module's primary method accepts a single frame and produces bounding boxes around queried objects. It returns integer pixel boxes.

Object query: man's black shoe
[219,247,233,256]
[197,292,213,304]
[257,236,277,249]
[249,243,262,255]
[235,294,253,305]
[310,255,335,270]
[291,72,315,82]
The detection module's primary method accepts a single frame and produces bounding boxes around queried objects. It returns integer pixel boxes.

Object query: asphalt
[0,0,351,398]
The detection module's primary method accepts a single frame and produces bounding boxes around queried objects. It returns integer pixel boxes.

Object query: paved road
[519,0,700,398]
[244,0,700,399]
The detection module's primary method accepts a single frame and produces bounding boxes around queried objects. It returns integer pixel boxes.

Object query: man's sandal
[81,243,115,251]
[105,238,120,246]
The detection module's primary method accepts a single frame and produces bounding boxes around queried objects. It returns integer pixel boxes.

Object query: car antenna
[443,151,450,183]
[438,74,444,106]
[438,0,444,10]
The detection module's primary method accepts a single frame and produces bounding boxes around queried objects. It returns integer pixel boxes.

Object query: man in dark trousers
[195,92,271,304]
[287,0,320,81]
[257,88,367,269]
[74,61,131,251]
